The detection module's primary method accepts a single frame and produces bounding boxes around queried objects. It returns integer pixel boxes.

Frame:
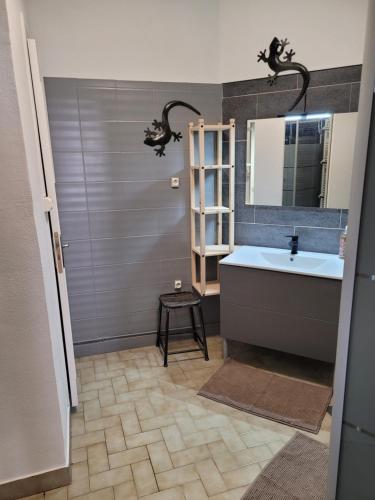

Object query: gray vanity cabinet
[220,264,342,363]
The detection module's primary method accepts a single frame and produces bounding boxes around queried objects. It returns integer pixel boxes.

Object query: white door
[26,38,78,407]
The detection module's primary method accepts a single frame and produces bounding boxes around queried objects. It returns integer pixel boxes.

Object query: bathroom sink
[260,252,326,271]
[220,245,344,280]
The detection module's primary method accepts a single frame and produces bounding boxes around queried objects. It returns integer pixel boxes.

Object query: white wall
[25,0,367,84]
[0,0,69,485]
[219,0,368,82]
[25,0,219,83]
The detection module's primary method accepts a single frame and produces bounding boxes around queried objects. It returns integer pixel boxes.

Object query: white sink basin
[220,245,344,280]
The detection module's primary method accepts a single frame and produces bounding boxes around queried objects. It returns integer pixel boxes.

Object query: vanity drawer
[220,264,341,362]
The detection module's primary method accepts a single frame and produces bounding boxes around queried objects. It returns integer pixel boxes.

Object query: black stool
[156,291,209,367]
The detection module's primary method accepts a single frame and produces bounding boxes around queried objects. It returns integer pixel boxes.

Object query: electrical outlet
[174,280,182,290]
[170,177,180,188]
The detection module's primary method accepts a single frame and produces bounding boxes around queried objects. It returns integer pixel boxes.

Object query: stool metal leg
[190,307,198,341]
[164,309,170,367]
[197,304,209,361]
[156,302,162,347]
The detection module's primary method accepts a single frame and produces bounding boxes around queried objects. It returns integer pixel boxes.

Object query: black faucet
[286,235,299,255]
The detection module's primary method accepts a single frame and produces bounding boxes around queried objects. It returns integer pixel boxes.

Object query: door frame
[26,37,78,407]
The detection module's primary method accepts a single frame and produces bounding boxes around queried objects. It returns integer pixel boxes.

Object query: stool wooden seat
[156,291,209,367]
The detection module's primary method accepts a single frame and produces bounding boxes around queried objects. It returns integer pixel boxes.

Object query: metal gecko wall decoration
[144,100,201,157]
[257,37,310,112]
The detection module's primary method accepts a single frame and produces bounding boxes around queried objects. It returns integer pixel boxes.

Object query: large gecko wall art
[257,37,310,112]
[144,100,201,157]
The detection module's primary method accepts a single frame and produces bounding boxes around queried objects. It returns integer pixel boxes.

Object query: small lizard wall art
[257,37,310,112]
[144,100,201,157]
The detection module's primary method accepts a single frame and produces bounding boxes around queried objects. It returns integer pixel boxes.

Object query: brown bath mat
[198,359,332,433]
[241,433,328,500]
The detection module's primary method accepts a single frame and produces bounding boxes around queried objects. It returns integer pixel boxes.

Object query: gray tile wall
[222,65,361,254]
[45,78,222,355]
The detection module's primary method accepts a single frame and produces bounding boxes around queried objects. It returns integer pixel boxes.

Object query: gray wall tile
[223,74,298,98]
[59,211,90,240]
[295,227,341,254]
[53,152,84,183]
[222,95,257,140]
[56,182,87,212]
[86,180,188,211]
[84,151,187,182]
[235,223,294,248]
[254,206,341,228]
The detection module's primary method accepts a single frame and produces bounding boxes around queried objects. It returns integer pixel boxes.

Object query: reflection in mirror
[245,112,358,209]
[283,115,332,208]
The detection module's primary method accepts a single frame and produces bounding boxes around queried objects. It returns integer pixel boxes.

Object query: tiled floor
[20,336,331,500]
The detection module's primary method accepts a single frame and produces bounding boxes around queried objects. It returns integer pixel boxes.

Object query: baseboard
[73,322,220,357]
[0,465,71,500]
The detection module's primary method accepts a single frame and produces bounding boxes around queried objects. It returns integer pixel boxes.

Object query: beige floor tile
[156,464,199,490]
[147,441,173,473]
[116,389,147,403]
[131,459,158,497]
[105,426,126,454]
[68,477,90,498]
[142,487,185,500]
[113,480,137,500]
[79,390,99,403]
[170,444,210,468]
[222,463,260,489]
[88,443,109,475]
[81,367,96,384]
[89,465,132,491]
[84,400,101,422]
[128,377,159,391]
[72,462,89,481]
[195,458,227,496]
[208,442,239,473]
[161,425,185,453]
[240,427,281,448]
[101,402,135,418]
[72,431,105,450]
[99,387,116,407]
[96,369,124,382]
[45,486,68,499]
[81,380,112,393]
[219,428,246,453]
[235,445,273,466]
[183,429,221,448]
[135,398,156,420]
[194,414,229,431]
[140,414,175,432]
[125,429,162,448]
[72,448,88,464]
[174,412,197,435]
[120,412,140,436]
[85,416,120,433]
[112,376,128,395]
[71,415,85,437]
[209,486,248,500]
[73,487,114,500]
[109,446,148,469]
[183,480,208,500]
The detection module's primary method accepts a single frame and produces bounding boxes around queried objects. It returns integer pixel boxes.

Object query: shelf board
[193,244,230,256]
[192,206,230,215]
[193,281,220,296]
[191,164,231,170]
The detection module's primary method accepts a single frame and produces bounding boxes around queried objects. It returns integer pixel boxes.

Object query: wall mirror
[245,112,358,209]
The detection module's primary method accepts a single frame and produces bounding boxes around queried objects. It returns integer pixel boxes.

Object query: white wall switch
[174,280,182,290]
[170,177,180,188]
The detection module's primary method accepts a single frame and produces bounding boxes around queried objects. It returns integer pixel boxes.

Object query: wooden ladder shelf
[189,118,235,296]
